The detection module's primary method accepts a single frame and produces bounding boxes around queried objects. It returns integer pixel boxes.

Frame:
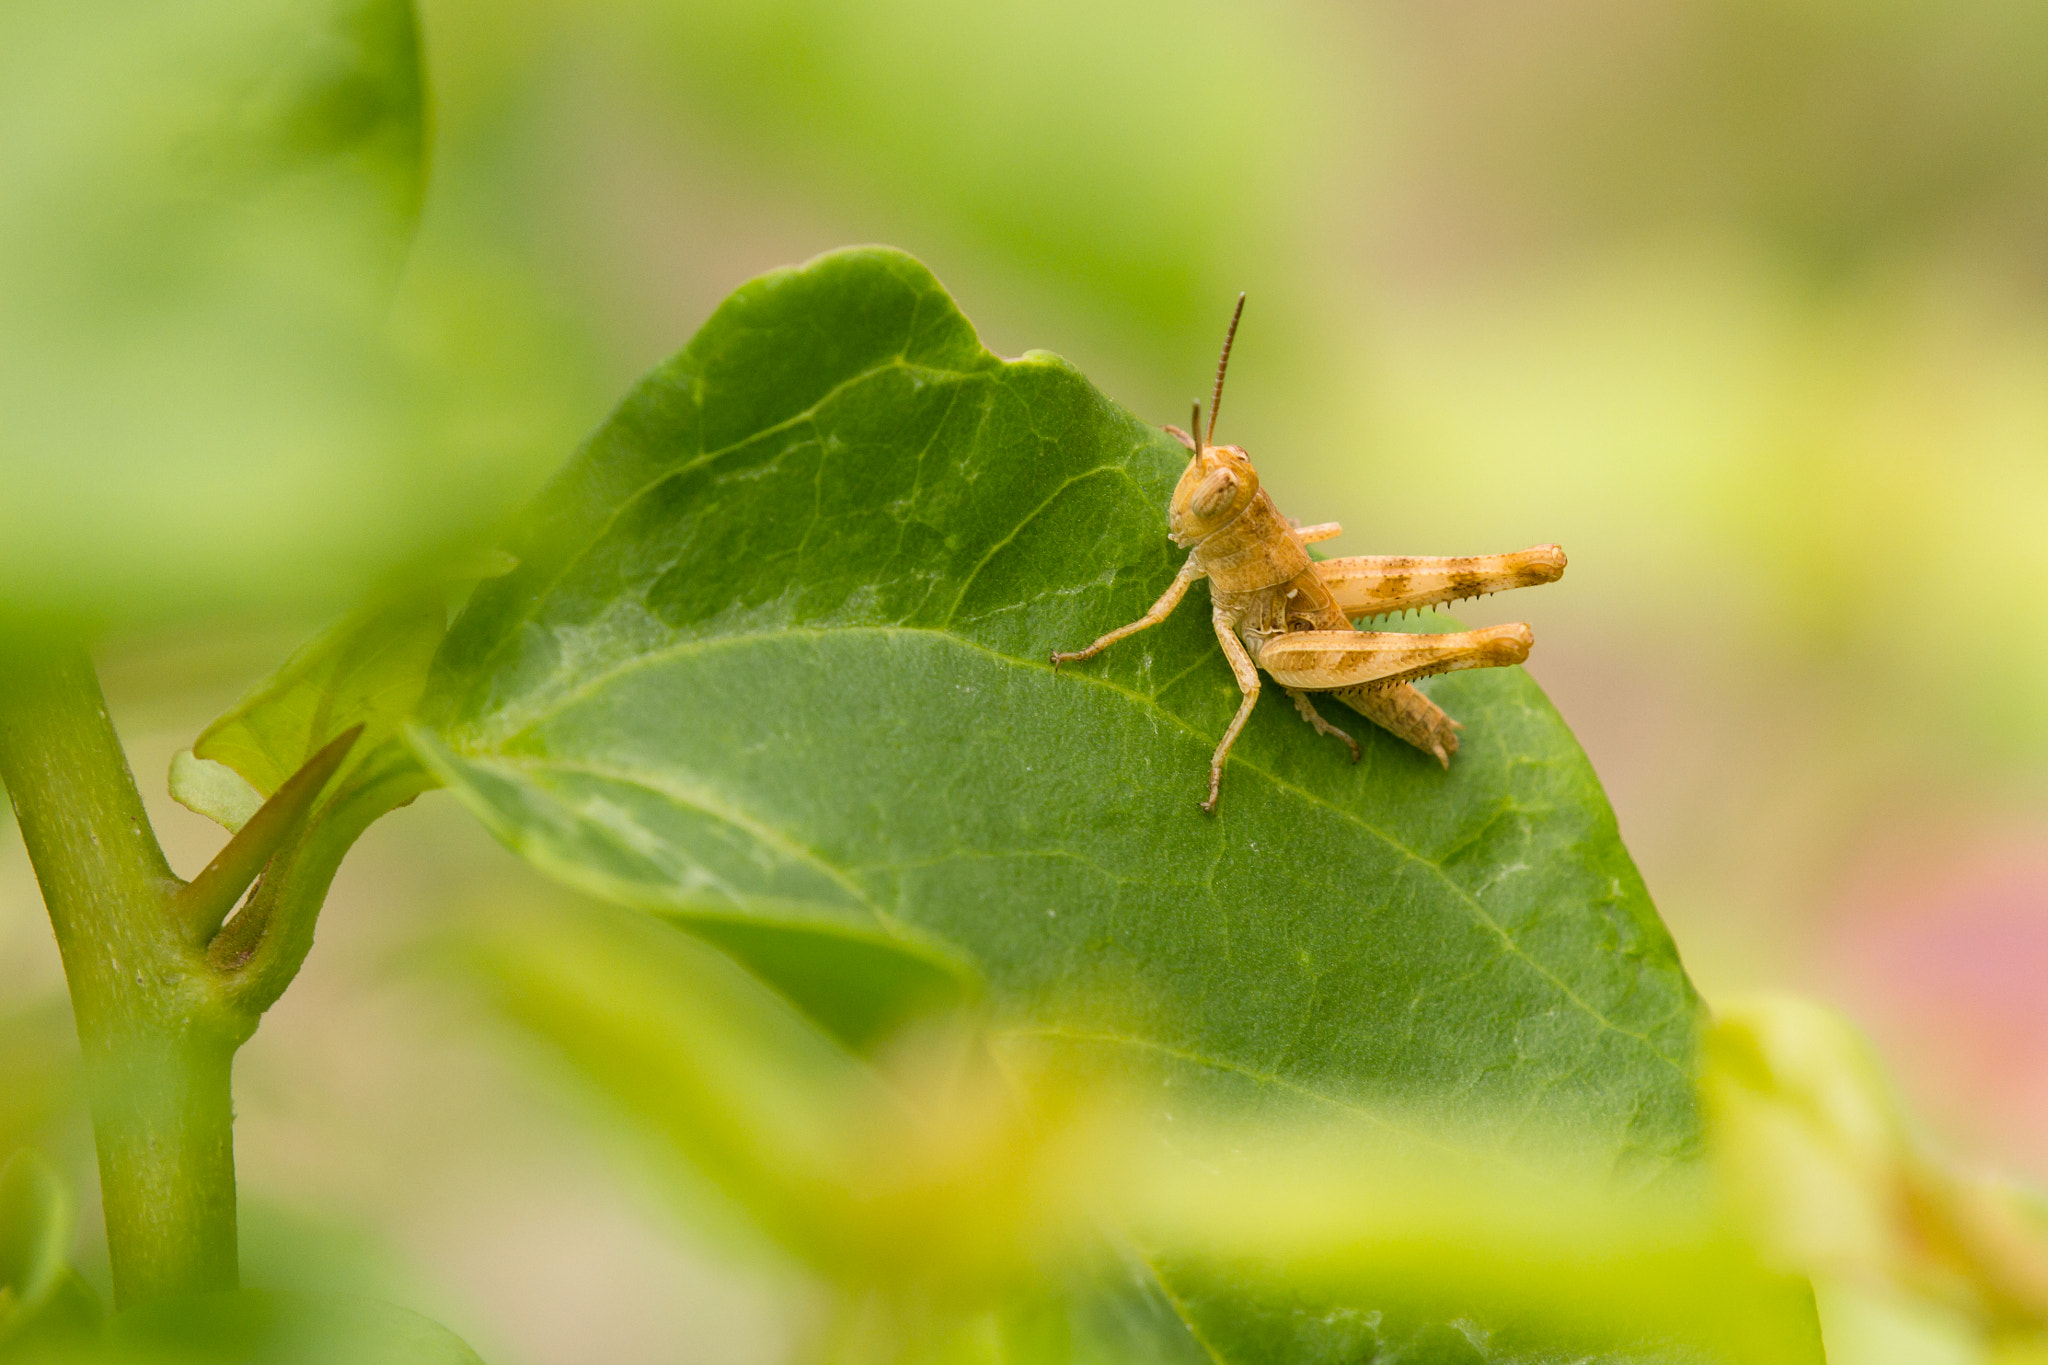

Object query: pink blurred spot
[1819,816,2048,1178]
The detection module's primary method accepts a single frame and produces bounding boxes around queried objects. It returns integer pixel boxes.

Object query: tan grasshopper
[1052,297,1566,812]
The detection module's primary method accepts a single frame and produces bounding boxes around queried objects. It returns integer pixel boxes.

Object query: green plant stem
[0,638,245,1305]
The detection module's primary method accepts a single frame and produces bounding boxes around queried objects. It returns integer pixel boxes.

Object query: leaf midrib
[464,622,1686,1079]
[480,750,898,927]
[437,746,1471,1153]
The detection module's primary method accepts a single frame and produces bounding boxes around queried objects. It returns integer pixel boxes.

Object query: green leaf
[109,1290,483,1364]
[416,248,1712,1357]
[461,897,904,1274]
[0,1149,102,1350]
[166,752,266,835]
[0,0,556,626]
[457,897,1238,1363]
[0,1005,82,1159]
[163,593,448,1015]
[172,592,444,833]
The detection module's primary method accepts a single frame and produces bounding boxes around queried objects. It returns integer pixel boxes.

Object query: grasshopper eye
[1190,470,1239,520]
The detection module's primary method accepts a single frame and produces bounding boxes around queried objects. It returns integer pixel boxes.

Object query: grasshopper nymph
[1051,296,1566,813]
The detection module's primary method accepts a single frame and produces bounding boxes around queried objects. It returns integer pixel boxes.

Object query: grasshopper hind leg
[1335,682,1462,768]
[1286,688,1360,763]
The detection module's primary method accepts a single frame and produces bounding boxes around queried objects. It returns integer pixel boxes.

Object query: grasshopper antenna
[1190,400,1203,453]
[1207,292,1246,447]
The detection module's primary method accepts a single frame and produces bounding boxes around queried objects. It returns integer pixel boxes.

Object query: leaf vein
[468,356,979,689]
[996,1024,1454,1149]
[941,463,1140,625]
[493,624,1683,1076]
[480,752,899,932]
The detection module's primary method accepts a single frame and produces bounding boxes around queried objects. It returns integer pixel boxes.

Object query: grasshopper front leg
[1050,557,1205,666]
[1292,521,1343,546]
[1204,609,1263,814]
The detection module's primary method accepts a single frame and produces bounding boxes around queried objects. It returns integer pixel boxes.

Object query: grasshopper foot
[1287,688,1360,763]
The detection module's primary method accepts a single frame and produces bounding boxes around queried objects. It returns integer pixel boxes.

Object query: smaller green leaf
[166,751,264,834]
[185,595,442,802]
[164,593,450,1015]
[172,593,444,838]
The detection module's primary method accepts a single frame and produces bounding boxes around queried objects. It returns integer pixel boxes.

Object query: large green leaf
[415,247,1712,1357]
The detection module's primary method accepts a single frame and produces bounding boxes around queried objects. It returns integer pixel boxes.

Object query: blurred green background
[5,0,2048,1359]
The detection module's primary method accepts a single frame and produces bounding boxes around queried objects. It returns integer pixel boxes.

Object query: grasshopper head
[1168,441,1260,547]
[1166,293,1259,547]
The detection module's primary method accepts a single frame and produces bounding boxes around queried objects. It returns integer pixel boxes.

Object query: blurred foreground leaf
[417,248,1717,1358]
[0,0,424,622]
[0,1005,82,1159]
[0,0,581,627]
[467,898,934,1275]
[0,1150,102,1352]
[1128,1137,1822,1365]
[108,1290,483,1365]
[1708,995,2048,1365]
[466,897,1198,1363]
[602,0,1333,355]
[466,898,1819,1365]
